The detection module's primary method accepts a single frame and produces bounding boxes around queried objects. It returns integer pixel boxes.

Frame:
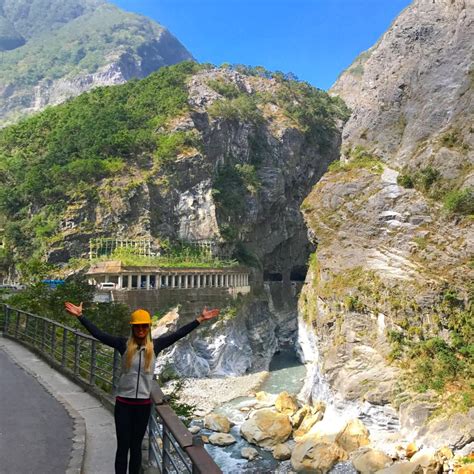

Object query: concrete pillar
[165,275,169,287]
[128,275,132,289]
[184,274,188,289]
[105,275,109,283]
[146,274,150,290]
[197,275,201,288]
[190,274,194,288]
[171,275,175,288]
[118,275,122,289]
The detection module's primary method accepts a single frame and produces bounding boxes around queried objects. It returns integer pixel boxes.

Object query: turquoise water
[204,348,306,473]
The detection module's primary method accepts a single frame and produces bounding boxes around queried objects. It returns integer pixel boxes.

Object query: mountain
[0,0,193,126]
[299,0,473,448]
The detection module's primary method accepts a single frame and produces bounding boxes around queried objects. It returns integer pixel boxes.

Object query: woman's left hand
[197,307,220,323]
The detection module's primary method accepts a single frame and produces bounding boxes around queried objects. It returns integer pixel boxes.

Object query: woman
[64,301,220,474]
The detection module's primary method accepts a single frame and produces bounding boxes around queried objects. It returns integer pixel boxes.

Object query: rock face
[299,0,472,451]
[291,440,348,473]
[240,409,293,448]
[0,0,193,126]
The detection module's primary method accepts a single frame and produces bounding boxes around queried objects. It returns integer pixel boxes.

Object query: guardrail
[1,305,221,474]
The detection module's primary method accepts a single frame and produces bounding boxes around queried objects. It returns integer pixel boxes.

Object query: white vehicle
[98,282,116,290]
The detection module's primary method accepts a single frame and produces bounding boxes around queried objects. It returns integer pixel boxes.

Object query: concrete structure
[86,261,250,292]
[86,261,251,316]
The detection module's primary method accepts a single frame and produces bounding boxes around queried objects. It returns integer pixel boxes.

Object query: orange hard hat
[130,309,151,325]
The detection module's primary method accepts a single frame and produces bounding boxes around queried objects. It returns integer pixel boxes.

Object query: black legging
[114,400,151,474]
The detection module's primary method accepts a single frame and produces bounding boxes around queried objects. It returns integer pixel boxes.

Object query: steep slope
[299,0,473,449]
[0,62,349,375]
[0,0,192,126]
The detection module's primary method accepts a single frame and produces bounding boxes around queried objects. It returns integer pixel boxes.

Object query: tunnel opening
[263,271,283,282]
[290,265,307,281]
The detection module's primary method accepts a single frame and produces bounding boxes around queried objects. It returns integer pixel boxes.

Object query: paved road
[0,347,73,474]
[0,337,116,474]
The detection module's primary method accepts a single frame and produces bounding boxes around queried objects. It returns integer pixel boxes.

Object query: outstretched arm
[153,307,220,355]
[64,302,126,353]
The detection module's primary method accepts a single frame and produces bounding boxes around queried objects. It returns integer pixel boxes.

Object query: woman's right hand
[64,301,83,318]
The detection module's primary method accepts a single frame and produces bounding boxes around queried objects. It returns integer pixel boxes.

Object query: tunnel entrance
[290,265,307,282]
[263,271,283,282]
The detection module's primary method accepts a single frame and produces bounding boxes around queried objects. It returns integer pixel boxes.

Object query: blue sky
[111,0,412,90]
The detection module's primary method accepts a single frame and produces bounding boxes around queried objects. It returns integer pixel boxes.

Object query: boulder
[188,425,201,434]
[376,462,423,474]
[275,391,299,415]
[291,440,348,473]
[352,448,393,473]
[410,449,441,474]
[456,465,474,474]
[204,413,231,433]
[241,447,259,461]
[336,419,370,453]
[240,409,292,448]
[291,405,312,429]
[293,407,325,438]
[208,433,237,446]
[273,443,292,461]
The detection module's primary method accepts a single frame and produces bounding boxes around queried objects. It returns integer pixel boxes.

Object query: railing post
[51,324,56,358]
[41,318,46,352]
[15,310,20,338]
[62,328,68,368]
[74,333,80,377]
[162,424,170,474]
[90,340,97,385]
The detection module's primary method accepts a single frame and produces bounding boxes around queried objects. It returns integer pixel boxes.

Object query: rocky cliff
[299,0,473,450]
[0,63,348,372]
[0,0,192,126]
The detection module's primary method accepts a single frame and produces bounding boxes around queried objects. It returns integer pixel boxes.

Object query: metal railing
[1,305,221,474]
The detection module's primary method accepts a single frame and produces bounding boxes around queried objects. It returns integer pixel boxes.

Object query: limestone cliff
[0,0,192,126]
[299,0,473,449]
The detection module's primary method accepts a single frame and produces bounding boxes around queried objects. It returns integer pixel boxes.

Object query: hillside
[0,62,348,275]
[298,0,473,449]
[0,0,192,126]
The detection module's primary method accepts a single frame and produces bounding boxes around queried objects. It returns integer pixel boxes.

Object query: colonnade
[102,272,249,290]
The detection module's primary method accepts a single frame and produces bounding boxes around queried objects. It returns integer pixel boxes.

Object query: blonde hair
[124,330,154,373]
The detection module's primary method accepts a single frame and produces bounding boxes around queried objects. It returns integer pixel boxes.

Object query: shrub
[443,188,474,215]
[397,174,414,188]
[206,78,240,99]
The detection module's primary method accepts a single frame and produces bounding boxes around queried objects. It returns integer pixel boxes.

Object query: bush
[443,188,474,215]
[397,174,414,188]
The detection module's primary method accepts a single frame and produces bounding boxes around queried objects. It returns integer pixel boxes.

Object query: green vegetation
[209,94,264,124]
[0,3,173,87]
[6,274,131,335]
[398,164,473,216]
[328,145,383,174]
[100,245,238,269]
[211,161,261,241]
[439,130,470,151]
[443,188,474,215]
[206,78,241,99]
[397,166,440,193]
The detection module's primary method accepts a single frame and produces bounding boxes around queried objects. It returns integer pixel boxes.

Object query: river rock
[204,413,231,433]
[208,433,237,446]
[241,447,259,461]
[273,443,292,461]
[335,419,370,453]
[352,448,393,473]
[240,409,292,448]
[188,425,201,434]
[275,391,299,415]
[410,449,441,474]
[291,440,348,473]
[294,409,325,439]
[376,462,423,474]
[291,405,312,429]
